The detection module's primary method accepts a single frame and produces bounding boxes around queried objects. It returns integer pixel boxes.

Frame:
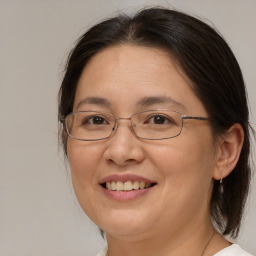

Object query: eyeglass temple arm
[182,116,209,121]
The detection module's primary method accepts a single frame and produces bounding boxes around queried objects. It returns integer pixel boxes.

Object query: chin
[95,210,154,238]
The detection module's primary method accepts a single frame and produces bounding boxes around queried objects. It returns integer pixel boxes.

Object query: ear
[212,124,244,181]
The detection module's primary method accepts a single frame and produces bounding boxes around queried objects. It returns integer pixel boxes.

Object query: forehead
[81,44,179,82]
[74,44,206,115]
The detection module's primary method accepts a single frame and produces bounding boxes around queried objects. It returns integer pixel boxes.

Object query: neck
[106,219,217,256]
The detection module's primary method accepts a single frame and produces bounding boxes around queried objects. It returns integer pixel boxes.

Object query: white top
[214,244,253,256]
[95,244,253,256]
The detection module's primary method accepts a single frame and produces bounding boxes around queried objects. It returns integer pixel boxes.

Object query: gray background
[1,0,255,255]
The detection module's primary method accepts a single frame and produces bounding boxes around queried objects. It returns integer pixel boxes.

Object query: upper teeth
[105,181,151,191]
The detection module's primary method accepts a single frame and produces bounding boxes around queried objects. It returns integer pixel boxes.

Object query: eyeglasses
[62,109,209,141]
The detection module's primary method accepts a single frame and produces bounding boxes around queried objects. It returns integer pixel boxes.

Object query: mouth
[101,181,157,192]
[99,175,157,201]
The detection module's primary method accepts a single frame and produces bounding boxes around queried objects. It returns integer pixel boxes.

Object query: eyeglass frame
[60,109,210,141]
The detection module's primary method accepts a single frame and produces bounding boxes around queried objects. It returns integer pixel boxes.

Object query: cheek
[150,137,215,220]
[66,139,107,221]
[150,132,215,197]
[67,139,102,194]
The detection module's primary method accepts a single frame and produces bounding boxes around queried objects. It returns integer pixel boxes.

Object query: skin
[67,45,243,256]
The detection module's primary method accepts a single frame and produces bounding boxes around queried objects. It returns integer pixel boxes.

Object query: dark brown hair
[58,7,254,238]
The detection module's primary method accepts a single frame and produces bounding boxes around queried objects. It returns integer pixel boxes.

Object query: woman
[58,7,254,256]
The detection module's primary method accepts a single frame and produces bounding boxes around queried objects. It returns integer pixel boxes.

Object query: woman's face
[67,45,218,240]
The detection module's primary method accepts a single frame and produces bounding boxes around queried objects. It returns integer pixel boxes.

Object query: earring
[219,174,224,194]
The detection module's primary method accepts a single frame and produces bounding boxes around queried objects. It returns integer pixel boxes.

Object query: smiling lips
[105,180,154,191]
[100,174,157,195]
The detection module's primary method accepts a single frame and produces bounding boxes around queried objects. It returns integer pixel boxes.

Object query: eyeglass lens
[65,110,183,141]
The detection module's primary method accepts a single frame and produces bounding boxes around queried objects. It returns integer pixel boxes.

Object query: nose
[103,119,145,166]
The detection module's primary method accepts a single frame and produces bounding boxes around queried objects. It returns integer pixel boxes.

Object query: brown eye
[146,114,175,125]
[84,115,108,125]
[153,115,167,124]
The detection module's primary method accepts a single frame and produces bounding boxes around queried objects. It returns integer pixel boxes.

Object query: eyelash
[145,114,176,125]
[83,115,109,125]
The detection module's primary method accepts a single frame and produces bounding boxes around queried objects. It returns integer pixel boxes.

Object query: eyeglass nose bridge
[114,117,136,126]
[112,117,137,134]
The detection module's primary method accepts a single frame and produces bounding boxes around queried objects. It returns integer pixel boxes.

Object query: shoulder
[214,244,254,256]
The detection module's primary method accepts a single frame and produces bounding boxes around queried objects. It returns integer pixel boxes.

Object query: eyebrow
[136,96,186,110]
[75,97,111,110]
[75,96,186,111]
